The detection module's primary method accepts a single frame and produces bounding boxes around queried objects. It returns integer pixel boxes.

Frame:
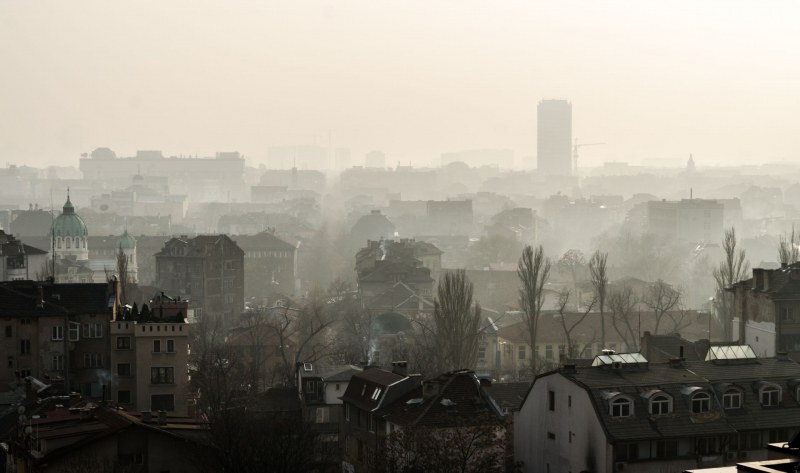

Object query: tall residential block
[537,100,572,176]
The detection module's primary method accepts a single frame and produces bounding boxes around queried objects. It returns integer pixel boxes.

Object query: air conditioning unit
[615,462,626,471]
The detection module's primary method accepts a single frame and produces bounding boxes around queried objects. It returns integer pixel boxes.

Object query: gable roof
[379,370,505,428]
[0,281,115,317]
[340,367,420,412]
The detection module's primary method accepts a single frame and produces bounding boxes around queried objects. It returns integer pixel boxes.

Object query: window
[345,403,350,421]
[478,346,486,361]
[68,322,80,341]
[649,395,671,415]
[118,390,131,404]
[83,353,103,368]
[5,325,11,337]
[369,414,377,432]
[692,392,710,413]
[7,356,13,368]
[611,397,632,417]
[166,339,174,353]
[151,394,175,411]
[545,345,553,360]
[548,390,555,411]
[150,367,174,384]
[51,325,64,340]
[20,339,31,355]
[153,340,161,353]
[20,318,32,325]
[82,323,102,338]
[316,406,330,423]
[547,432,556,440]
[371,387,382,401]
[616,442,638,461]
[723,389,742,409]
[518,345,526,360]
[117,337,131,349]
[761,385,781,407]
[655,439,678,458]
[51,355,64,371]
[118,363,131,376]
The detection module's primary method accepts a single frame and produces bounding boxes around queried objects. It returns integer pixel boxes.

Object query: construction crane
[573,139,605,175]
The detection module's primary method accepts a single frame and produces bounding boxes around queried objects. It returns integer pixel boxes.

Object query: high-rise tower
[537,100,572,176]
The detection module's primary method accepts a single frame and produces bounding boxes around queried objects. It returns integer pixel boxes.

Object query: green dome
[51,195,88,238]
[117,230,136,249]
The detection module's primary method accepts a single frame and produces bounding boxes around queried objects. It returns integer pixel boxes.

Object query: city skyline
[1,1,799,169]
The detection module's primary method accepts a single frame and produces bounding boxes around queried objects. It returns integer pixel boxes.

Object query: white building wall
[324,380,348,404]
[515,373,610,473]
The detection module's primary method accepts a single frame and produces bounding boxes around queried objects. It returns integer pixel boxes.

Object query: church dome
[117,230,136,249]
[51,195,88,238]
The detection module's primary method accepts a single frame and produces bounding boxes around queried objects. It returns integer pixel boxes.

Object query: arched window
[649,395,671,415]
[56,238,62,249]
[692,392,710,413]
[722,388,742,409]
[66,237,71,249]
[760,385,781,406]
[610,397,632,417]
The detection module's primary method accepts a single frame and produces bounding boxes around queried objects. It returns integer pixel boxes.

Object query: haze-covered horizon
[2,1,799,169]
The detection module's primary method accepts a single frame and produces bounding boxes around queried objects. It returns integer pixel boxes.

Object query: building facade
[537,99,572,176]
[154,234,244,321]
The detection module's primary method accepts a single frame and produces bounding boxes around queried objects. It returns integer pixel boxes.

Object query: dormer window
[722,388,742,409]
[649,395,671,415]
[610,397,632,417]
[760,384,781,407]
[692,392,711,413]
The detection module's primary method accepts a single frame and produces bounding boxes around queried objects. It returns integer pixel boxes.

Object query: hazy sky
[1,1,798,169]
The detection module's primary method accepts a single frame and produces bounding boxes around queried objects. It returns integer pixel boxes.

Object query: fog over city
[3,2,800,473]
[2,1,799,167]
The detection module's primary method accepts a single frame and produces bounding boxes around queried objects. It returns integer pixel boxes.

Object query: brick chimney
[391,361,408,377]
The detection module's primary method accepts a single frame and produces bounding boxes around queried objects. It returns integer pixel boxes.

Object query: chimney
[422,379,442,399]
[679,346,684,359]
[777,351,790,362]
[24,378,36,402]
[68,392,81,407]
[391,361,408,377]
[141,410,152,423]
[158,410,167,425]
[561,363,577,375]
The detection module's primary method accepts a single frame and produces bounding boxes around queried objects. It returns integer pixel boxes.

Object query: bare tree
[555,289,597,359]
[517,245,551,374]
[608,284,640,351]
[641,279,682,335]
[712,227,750,341]
[270,289,338,386]
[558,249,587,310]
[778,225,799,265]
[116,247,129,304]
[431,269,482,373]
[381,417,506,473]
[589,250,609,348]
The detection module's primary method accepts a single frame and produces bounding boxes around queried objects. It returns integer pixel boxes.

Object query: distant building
[0,280,120,396]
[110,293,190,415]
[355,239,438,298]
[154,235,244,321]
[51,193,89,263]
[364,150,386,168]
[0,230,48,281]
[732,262,800,360]
[232,230,298,300]
[537,100,572,176]
[646,198,725,243]
[440,149,514,168]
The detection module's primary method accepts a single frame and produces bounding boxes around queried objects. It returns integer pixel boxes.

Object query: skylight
[704,345,757,362]
[591,352,648,367]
